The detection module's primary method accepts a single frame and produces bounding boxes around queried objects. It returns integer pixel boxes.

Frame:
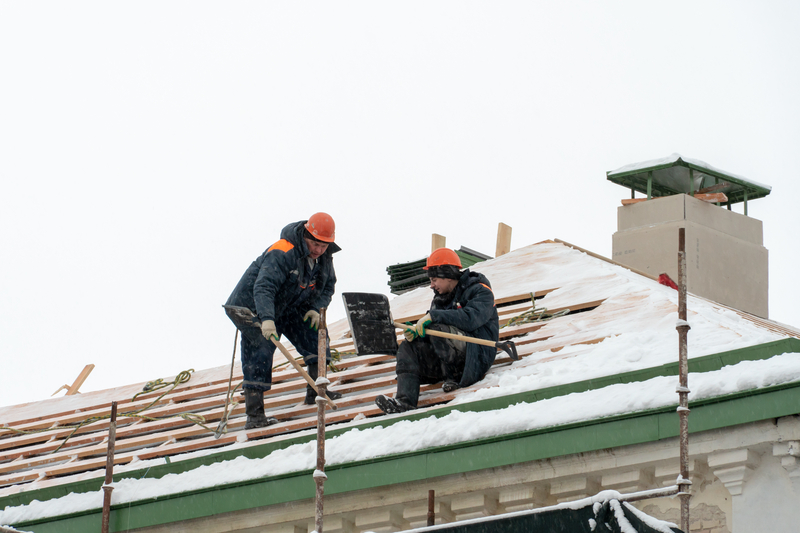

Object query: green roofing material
[7,338,800,532]
[387,246,492,294]
[606,153,772,205]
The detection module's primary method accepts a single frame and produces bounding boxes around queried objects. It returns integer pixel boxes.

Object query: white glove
[260,320,278,341]
[303,310,320,330]
[403,327,418,342]
[415,313,432,337]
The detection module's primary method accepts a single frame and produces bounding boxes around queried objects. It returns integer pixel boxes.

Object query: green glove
[260,320,278,341]
[415,313,432,337]
[403,326,418,342]
[303,310,320,331]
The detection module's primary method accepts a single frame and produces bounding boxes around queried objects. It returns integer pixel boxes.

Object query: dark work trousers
[238,308,331,392]
[394,324,467,407]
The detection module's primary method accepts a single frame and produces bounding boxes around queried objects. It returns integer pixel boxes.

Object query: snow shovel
[342,292,519,360]
[341,292,400,356]
[222,305,338,410]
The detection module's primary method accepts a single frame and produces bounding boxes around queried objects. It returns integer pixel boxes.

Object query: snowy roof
[606,153,772,204]
[2,239,800,528]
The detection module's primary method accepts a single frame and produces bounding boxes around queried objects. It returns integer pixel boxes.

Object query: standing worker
[376,248,500,414]
[225,213,343,429]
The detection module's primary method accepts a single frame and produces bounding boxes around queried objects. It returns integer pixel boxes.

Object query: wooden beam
[694,192,728,203]
[495,223,512,257]
[621,198,649,206]
[66,364,95,395]
[431,233,446,252]
[622,193,728,206]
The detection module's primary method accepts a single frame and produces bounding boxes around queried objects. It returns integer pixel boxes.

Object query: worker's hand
[260,320,278,341]
[415,313,432,337]
[403,325,418,342]
[303,310,320,331]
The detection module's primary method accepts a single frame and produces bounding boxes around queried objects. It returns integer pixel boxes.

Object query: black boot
[304,363,343,405]
[375,395,414,414]
[442,380,459,393]
[244,389,277,429]
[375,373,419,414]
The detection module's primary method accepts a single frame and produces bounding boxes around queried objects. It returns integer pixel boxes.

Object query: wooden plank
[621,198,649,205]
[550,337,610,353]
[0,361,400,461]
[431,233,446,252]
[495,223,512,257]
[0,298,616,488]
[499,299,604,328]
[622,193,728,206]
[0,352,394,438]
[66,364,95,395]
[694,192,728,203]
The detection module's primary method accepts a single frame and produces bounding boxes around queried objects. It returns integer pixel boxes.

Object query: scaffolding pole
[101,401,118,533]
[676,228,691,532]
[314,308,329,533]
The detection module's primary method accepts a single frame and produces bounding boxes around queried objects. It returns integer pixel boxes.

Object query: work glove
[402,324,418,342]
[415,313,432,337]
[260,320,278,341]
[303,310,320,331]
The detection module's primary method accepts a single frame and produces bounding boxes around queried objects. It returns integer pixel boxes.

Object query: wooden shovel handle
[270,338,338,410]
[393,321,498,348]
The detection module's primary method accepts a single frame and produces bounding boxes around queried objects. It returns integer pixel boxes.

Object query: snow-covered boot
[244,389,277,429]
[375,394,414,414]
[375,373,419,414]
[442,380,459,393]
[304,363,342,405]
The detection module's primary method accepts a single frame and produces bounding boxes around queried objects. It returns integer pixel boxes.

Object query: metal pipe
[677,228,691,533]
[315,308,328,533]
[101,401,118,533]
[427,489,435,526]
[618,485,680,503]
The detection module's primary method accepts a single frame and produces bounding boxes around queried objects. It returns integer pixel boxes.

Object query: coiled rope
[501,293,570,329]
[0,369,208,453]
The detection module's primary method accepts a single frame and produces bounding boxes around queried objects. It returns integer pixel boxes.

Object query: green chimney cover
[607,153,771,205]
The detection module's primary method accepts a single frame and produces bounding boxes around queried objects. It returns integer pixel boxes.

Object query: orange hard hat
[304,212,336,243]
[424,248,462,270]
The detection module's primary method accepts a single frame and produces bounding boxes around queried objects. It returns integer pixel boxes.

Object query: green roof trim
[14,380,800,532]
[607,154,772,205]
[6,338,800,531]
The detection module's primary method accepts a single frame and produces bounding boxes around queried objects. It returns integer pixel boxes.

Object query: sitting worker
[225,212,342,429]
[375,247,499,414]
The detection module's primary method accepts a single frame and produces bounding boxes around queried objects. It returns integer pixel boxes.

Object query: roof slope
[1,239,799,528]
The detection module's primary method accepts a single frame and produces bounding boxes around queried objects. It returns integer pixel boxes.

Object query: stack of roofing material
[387,246,492,294]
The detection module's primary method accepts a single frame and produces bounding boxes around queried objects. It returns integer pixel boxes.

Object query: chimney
[607,154,772,318]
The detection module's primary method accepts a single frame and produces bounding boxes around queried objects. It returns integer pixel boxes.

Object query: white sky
[2,1,799,409]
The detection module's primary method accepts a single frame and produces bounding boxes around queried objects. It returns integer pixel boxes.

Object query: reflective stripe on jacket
[226,220,340,326]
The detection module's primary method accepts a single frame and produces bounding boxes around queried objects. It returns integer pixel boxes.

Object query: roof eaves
[11,378,800,532]
[4,338,799,520]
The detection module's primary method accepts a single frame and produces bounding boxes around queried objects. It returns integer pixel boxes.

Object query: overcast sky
[2,1,799,409]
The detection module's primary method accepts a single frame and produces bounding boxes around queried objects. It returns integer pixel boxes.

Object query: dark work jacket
[428,269,499,387]
[226,221,340,326]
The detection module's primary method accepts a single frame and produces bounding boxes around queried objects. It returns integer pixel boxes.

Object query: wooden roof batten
[0,281,600,493]
[2,238,800,532]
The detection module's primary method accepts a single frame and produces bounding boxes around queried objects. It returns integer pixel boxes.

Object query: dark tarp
[412,499,682,533]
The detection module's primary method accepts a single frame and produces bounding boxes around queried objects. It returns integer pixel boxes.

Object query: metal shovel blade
[342,292,399,356]
[498,340,519,361]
